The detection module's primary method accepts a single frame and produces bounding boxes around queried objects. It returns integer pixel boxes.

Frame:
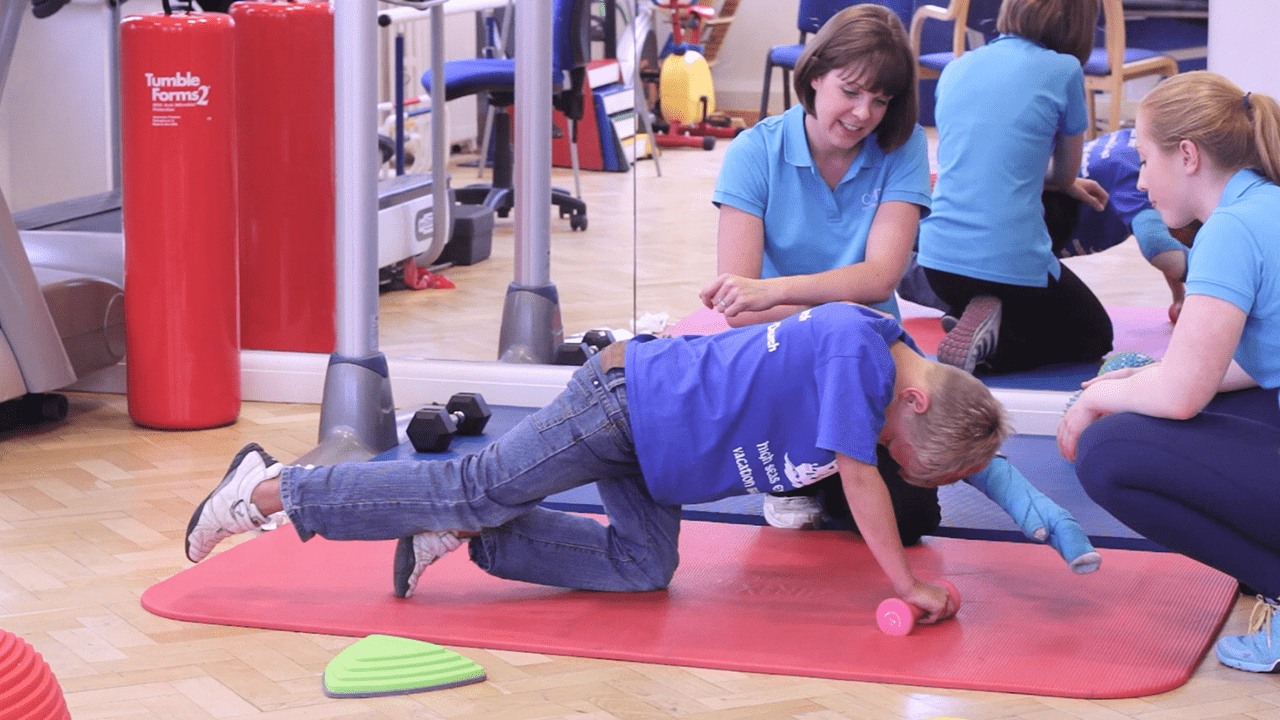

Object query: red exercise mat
[143,521,1235,699]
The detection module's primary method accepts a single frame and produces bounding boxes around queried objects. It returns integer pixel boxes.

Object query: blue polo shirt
[712,103,931,318]
[1184,169,1280,393]
[917,34,1088,287]
[625,303,918,506]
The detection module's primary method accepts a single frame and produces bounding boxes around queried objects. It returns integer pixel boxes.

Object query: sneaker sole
[1216,645,1280,673]
[184,442,269,563]
[937,296,1002,373]
[1208,638,1280,671]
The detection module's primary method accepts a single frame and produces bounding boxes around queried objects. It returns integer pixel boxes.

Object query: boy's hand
[901,581,954,624]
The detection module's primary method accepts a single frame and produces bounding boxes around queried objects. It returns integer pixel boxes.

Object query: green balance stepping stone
[323,634,486,698]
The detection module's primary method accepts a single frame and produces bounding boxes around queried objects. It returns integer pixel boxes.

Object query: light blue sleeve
[1131,207,1187,266]
[1185,213,1260,314]
[878,125,933,212]
[711,129,770,217]
[1061,63,1089,138]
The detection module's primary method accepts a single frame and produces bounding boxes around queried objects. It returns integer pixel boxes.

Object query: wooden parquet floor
[3,138,1279,719]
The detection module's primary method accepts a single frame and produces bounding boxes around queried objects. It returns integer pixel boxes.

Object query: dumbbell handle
[876,580,960,636]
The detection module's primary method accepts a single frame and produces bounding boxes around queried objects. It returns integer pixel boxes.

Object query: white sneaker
[762,494,823,530]
[185,443,282,563]
[393,531,463,598]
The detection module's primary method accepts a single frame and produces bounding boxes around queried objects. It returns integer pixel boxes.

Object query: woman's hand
[1079,360,1158,390]
[699,273,783,317]
[1057,388,1109,462]
[1066,177,1109,211]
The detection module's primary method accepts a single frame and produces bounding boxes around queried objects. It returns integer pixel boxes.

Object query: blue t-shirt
[917,34,1088,286]
[1184,169,1280,394]
[1064,128,1184,262]
[625,303,919,506]
[712,103,932,318]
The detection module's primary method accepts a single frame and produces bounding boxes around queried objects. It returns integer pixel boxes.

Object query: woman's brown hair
[996,0,1099,65]
[792,4,917,152]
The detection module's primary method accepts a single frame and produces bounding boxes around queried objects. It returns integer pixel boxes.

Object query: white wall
[1207,0,1280,99]
[703,0,796,113]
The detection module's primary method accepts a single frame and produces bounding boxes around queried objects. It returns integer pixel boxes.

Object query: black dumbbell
[407,392,492,453]
[554,329,615,366]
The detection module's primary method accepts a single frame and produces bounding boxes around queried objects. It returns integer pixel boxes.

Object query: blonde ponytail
[1247,91,1280,185]
[1141,71,1280,185]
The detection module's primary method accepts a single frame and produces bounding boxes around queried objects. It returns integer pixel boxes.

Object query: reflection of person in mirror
[186,304,1009,625]
[697,6,1101,577]
[916,0,1111,375]
[700,4,928,327]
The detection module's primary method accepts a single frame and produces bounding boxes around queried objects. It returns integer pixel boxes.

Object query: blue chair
[422,0,588,230]
[757,0,859,121]
[1083,0,1179,138]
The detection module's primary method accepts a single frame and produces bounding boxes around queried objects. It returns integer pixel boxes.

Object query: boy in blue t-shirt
[185,304,1009,623]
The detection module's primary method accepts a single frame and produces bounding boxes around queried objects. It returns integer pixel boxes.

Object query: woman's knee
[1075,413,1149,503]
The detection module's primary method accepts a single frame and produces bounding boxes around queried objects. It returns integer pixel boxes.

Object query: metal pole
[430,1,448,257]
[308,0,398,464]
[497,0,563,363]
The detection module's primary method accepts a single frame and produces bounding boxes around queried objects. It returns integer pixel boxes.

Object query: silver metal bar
[333,0,382,358]
[430,2,448,257]
[512,0,552,288]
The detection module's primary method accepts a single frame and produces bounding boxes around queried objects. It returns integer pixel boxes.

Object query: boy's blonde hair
[996,0,1099,66]
[906,364,1012,485]
[1140,71,1280,186]
[792,4,918,153]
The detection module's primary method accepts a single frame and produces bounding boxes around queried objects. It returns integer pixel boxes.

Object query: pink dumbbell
[876,580,961,635]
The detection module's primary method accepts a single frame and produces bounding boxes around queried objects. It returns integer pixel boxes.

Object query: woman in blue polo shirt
[1057,72,1280,674]
[700,4,929,326]
[915,0,1110,374]
[694,5,1100,579]
[697,4,933,537]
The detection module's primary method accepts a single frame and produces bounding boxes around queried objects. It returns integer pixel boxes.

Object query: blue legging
[1076,387,1280,598]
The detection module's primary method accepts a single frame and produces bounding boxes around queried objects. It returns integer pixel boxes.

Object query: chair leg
[1107,78,1124,135]
[490,108,513,192]
[456,106,514,217]
[781,68,791,112]
[759,58,775,121]
[1085,86,1098,140]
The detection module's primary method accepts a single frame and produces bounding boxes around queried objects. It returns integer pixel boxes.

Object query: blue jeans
[279,355,682,592]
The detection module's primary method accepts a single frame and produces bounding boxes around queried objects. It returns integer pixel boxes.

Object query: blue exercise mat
[377,405,1161,552]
